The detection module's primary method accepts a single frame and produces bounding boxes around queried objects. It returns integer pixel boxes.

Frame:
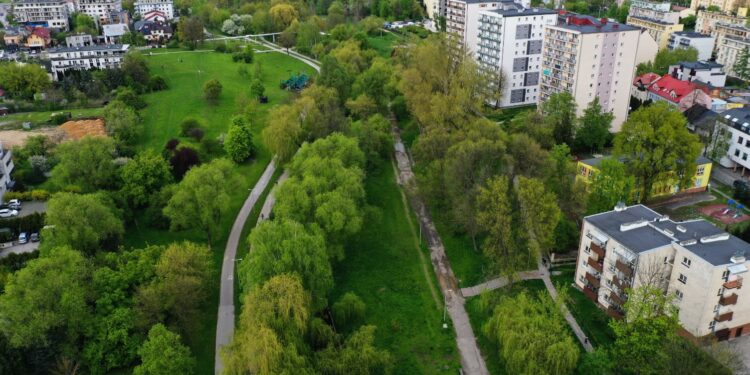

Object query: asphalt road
[214,159,277,375]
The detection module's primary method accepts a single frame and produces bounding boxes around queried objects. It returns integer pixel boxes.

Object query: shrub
[214,43,227,53]
[115,87,147,110]
[30,189,50,201]
[200,137,222,157]
[0,212,45,235]
[3,191,31,201]
[148,75,168,91]
[332,292,366,329]
[188,127,204,141]
[165,138,180,151]
[170,147,201,179]
[180,118,202,136]
[203,79,222,104]
[50,112,71,125]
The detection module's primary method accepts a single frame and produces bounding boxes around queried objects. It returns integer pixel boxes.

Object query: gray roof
[678,60,723,70]
[47,44,129,53]
[628,15,677,26]
[672,31,712,38]
[718,107,750,135]
[557,13,639,34]
[586,205,750,266]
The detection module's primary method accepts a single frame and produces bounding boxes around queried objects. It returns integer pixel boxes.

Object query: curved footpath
[215,159,277,375]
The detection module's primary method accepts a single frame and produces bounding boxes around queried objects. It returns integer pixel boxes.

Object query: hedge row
[4,189,51,202]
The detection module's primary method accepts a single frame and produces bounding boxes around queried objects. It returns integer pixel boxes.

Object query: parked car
[18,232,27,244]
[0,209,18,218]
[8,199,21,210]
[30,232,39,242]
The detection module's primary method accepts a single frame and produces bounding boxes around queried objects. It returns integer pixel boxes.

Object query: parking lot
[0,241,38,258]
[17,201,45,217]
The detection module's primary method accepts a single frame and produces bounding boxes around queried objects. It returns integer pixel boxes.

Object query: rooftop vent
[676,225,687,233]
[614,201,627,212]
[680,239,697,246]
[620,219,649,232]
[658,215,670,222]
[726,114,732,119]
[664,229,675,237]
[700,233,731,244]
[731,250,746,264]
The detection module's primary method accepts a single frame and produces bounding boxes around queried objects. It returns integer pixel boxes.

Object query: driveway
[0,241,38,258]
[17,201,45,217]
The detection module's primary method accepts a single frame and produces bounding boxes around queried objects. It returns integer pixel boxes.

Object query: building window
[717,288,723,296]
[744,153,748,161]
[585,245,590,254]
[722,270,730,280]
[736,149,741,157]
[675,289,683,300]
[714,304,720,312]
[678,274,687,284]
[709,320,716,330]
[682,257,691,267]
[697,166,705,176]
[739,136,744,144]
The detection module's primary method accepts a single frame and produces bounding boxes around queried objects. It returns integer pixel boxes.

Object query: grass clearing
[121,49,315,374]
[367,32,403,57]
[0,107,104,128]
[331,160,459,374]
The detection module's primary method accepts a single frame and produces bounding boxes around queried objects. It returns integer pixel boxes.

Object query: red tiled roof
[633,72,661,86]
[31,27,50,39]
[648,74,709,103]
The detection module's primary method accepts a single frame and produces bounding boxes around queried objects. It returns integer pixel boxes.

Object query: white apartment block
[712,108,750,172]
[476,7,556,107]
[668,60,727,87]
[629,0,680,23]
[576,204,750,341]
[716,32,750,77]
[133,0,173,20]
[11,0,72,30]
[539,14,657,132]
[76,0,122,24]
[47,44,129,80]
[668,31,715,60]
[446,0,502,52]
[696,9,748,35]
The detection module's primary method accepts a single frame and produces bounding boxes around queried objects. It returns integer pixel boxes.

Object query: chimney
[614,202,627,212]
[731,250,746,264]
[600,18,607,24]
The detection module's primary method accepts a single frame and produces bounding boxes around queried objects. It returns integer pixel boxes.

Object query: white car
[0,209,18,218]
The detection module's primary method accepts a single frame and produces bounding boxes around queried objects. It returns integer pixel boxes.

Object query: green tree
[0,62,51,99]
[545,144,584,219]
[221,274,313,375]
[46,192,124,254]
[350,114,392,167]
[576,97,613,153]
[586,158,634,214]
[103,100,141,146]
[178,17,204,49]
[297,85,349,140]
[270,3,298,30]
[250,78,265,99]
[0,247,91,350]
[315,325,393,374]
[483,291,579,374]
[163,159,235,245]
[224,115,255,163]
[203,78,222,104]
[239,219,333,310]
[121,31,147,46]
[120,150,173,208]
[331,292,366,329]
[516,176,561,260]
[51,136,119,192]
[541,92,577,145]
[72,12,97,34]
[262,105,303,164]
[134,324,195,375]
[352,57,393,110]
[83,307,141,374]
[636,47,698,75]
[477,175,518,277]
[734,47,750,82]
[319,55,354,101]
[613,102,702,202]
[609,285,680,375]
[122,52,151,89]
[135,242,213,335]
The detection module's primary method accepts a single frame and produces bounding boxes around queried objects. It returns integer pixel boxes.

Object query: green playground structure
[280,73,310,91]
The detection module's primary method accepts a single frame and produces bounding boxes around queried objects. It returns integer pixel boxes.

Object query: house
[575,203,750,341]
[102,23,129,44]
[77,0,122,24]
[47,44,129,80]
[632,72,662,102]
[576,156,712,198]
[25,27,51,49]
[684,104,719,138]
[134,20,172,43]
[65,33,93,47]
[668,61,727,88]
[141,9,168,22]
[667,31,715,60]
[647,74,713,111]
[3,26,29,45]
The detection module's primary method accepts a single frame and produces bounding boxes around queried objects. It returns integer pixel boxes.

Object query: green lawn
[464,280,548,375]
[121,49,316,374]
[550,265,616,348]
[0,107,104,128]
[433,212,488,288]
[367,32,403,58]
[483,104,535,124]
[331,161,459,374]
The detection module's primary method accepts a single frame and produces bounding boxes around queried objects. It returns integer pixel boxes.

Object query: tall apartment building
[77,0,122,24]
[47,44,129,80]
[668,31,715,60]
[695,8,748,35]
[627,15,684,49]
[11,0,72,29]
[425,0,440,19]
[576,204,750,340]
[691,0,744,13]
[539,14,657,131]
[133,0,173,20]
[475,7,557,107]
[716,29,750,77]
[446,0,503,52]
[629,0,681,23]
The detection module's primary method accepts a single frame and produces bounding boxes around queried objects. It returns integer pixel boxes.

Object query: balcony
[585,272,601,288]
[587,257,604,273]
[715,311,733,322]
[719,293,738,306]
[591,242,606,258]
[613,275,630,291]
[610,291,626,306]
[606,306,624,319]
[615,259,634,277]
[583,287,598,301]
[723,278,743,289]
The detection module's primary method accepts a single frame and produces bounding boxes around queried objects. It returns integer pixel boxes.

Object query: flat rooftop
[48,44,129,53]
[586,205,750,266]
[555,13,639,33]
[672,31,713,38]
[488,7,557,16]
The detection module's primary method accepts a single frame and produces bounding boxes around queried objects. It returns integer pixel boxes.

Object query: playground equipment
[280,73,310,91]
[736,204,745,219]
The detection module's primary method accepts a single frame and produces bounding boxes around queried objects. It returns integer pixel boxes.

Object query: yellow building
[626,15,685,49]
[576,156,712,199]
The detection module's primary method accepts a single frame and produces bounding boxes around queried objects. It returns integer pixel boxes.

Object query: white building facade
[668,61,727,87]
[11,0,72,29]
[47,44,129,80]
[133,0,173,20]
[76,0,122,24]
[476,7,556,107]
[668,31,715,60]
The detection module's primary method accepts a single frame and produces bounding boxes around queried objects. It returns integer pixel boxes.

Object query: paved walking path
[391,125,489,375]
[257,171,289,225]
[214,159,277,375]
[460,270,544,297]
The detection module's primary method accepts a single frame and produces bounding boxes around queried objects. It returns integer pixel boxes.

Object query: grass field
[121,49,316,374]
[0,107,104,128]
[367,32,404,58]
[331,161,460,374]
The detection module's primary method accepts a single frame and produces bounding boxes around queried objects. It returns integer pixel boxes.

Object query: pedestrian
[584,337,588,344]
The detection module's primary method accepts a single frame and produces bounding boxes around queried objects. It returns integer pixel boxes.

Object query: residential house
[47,43,129,80]
[65,33,93,47]
[141,9,167,22]
[575,204,750,341]
[3,26,29,45]
[646,74,713,111]
[102,23,128,44]
[668,60,727,87]
[629,0,681,23]
[475,6,557,107]
[576,156,712,198]
[108,9,129,24]
[668,31,715,60]
[25,27,51,49]
[133,0,173,20]
[134,20,172,43]
[684,104,719,138]
[695,8,748,35]
[632,72,662,102]
[539,13,658,131]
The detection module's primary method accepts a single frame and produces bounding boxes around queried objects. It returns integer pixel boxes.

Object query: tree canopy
[46,192,124,254]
